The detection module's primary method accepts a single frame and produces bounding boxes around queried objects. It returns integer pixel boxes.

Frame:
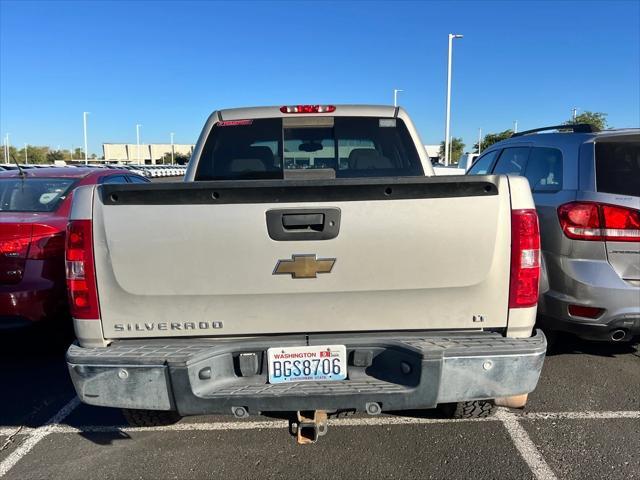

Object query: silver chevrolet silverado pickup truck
[66,105,546,442]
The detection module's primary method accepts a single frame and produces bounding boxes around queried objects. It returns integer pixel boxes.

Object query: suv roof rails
[511,123,599,137]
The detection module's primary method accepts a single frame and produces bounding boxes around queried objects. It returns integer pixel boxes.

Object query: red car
[0,167,149,330]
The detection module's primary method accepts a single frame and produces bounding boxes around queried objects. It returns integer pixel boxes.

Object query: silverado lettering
[113,321,223,332]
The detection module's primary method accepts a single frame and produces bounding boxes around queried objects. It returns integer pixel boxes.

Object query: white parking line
[520,410,640,420]
[49,414,498,434]
[0,428,28,437]
[1,408,639,478]
[496,409,558,480]
[0,397,80,478]
[2,409,639,436]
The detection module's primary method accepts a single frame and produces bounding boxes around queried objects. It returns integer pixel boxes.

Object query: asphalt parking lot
[0,330,638,480]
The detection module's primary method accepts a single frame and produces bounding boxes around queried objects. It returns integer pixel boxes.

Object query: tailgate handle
[266,208,341,241]
[282,213,324,230]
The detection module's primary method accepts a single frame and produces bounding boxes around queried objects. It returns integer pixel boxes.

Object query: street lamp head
[452,34,464,39]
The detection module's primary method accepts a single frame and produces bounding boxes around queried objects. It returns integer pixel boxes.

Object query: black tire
[442,400,496,419]
[122,409,182,427]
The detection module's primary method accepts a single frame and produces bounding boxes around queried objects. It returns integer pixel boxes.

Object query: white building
[103,143,194,164]
[424,144,441,164]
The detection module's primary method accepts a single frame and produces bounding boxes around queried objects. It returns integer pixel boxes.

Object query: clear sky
[1,0,639,156]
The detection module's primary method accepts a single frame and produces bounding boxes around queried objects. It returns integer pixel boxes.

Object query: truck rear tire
[443,400,496,419]
[122,409,182,427]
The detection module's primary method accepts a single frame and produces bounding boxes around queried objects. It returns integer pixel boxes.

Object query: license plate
[267,345,347,384]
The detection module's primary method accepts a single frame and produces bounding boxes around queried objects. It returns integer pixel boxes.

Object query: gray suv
[468,124,639,343]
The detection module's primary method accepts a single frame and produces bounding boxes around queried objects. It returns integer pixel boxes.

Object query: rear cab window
[195,117,424,180]
[595,140,640,197]
[0,178,76,212]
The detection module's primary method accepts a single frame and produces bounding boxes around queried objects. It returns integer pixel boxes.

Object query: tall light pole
[24,143,28,164]
[83,112,89,164]
[393,89,403,107]
[444,33,463,166]
[478,128,482,154]
[513,120,518,133]
[136,124,142,165]
[572,107,578,122]
[170,132,175,165]
[3,133,8,164]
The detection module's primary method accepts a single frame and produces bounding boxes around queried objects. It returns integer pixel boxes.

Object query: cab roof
[217,104,399,121]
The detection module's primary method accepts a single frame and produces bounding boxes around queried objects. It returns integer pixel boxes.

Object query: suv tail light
[280,105,336,114]
[509,209,541,308]
[558,202,640,242]
[65,219,100,319]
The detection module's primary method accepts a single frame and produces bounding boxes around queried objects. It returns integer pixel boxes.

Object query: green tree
[73,148,84,160]
[566,111,608,130]
[46,150,65,162]
[474,130,514,153]
[8,146,19,162]
[24,146,49,164]
[160,152,190,164]
[438,137,465,164]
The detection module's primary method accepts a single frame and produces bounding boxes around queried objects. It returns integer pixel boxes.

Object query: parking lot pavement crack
[496,408,559,480]
[0,396,80,478]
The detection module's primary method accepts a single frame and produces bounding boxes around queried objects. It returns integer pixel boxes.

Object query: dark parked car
[468,124,639,343]
[0,167,149,330]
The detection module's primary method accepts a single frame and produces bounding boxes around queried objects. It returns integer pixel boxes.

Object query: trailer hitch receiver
[292,410,328,444]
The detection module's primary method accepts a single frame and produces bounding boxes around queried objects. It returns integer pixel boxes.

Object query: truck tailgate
[92,176,511,338]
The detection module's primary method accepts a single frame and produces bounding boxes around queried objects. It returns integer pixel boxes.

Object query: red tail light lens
[1,223,65,284]
[509,209,541,308]
[65,220,100,319]
[279,105,336,114]
[0,237,31,258]
[1,224,31,284]
[601,205,640,241]
[558,202,640,242]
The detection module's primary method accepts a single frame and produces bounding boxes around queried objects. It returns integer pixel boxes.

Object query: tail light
[0,223,64,284]
[65,219,100,319]
[558,202,640,242]
[0,236,31,258]
[509,209,541,308]
[0,226,31,284]
[280,105,336,114]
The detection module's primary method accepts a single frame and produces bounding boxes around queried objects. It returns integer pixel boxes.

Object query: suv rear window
[195,117,423,180]
[0,178,76,212]
[595,141,640,197]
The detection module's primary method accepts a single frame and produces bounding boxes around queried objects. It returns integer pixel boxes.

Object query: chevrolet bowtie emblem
[273,255,336,279]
